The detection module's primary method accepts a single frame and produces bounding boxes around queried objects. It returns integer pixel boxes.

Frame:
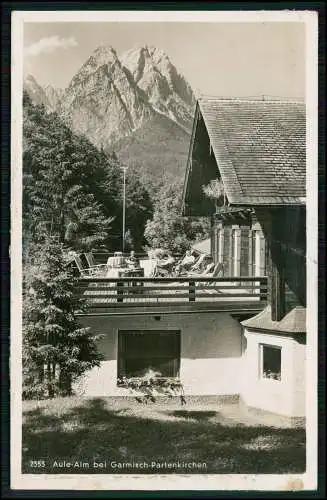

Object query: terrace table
[122,267,145,278]
[120,267,145,296]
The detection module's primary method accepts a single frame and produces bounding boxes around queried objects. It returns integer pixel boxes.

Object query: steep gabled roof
[182,97,306,214]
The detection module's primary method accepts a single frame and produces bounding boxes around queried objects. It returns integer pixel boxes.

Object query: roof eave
[227,196,306,207]
[181,102,201,216]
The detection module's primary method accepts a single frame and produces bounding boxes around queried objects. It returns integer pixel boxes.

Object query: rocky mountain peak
[91,44,120,67]
[24,74,53,111]
[69,44,120,89]
[24,45,196,184]
[95,43,118,55]
[25,44,195,159]
[120,45,195,130]
[24,74,64,112]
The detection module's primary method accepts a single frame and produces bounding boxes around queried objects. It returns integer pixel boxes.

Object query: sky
[23,21,305,99]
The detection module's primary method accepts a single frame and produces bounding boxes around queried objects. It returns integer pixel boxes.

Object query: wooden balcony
[77,276,268,316]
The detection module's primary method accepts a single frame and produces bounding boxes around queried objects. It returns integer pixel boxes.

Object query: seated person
[189,253,207,273]
[202,259,215,275]
[189,255,214,275]
[175,250,196,274]
[158,252,175,267]
[156,252,176,276]
[126,250,139,269]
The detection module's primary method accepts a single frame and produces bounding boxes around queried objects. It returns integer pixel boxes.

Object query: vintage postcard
[10,9,318,493]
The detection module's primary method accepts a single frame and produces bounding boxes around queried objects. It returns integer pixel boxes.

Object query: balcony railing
[78,276,268,309]
[92,252,182,264]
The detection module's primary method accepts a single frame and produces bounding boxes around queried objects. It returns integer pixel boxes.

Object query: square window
[118,330,181,380]
[260,344,281,381]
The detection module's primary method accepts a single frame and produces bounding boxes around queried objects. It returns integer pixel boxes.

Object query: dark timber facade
[182,97,306,419]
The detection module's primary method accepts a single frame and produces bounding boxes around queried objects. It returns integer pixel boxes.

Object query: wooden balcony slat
[83,292,264,301]
[85,293,193,300]
[77,276,268,310]
[82,300,268,309]
[81,284,268,292]
[83,285,190,292]
[79,276,268,284]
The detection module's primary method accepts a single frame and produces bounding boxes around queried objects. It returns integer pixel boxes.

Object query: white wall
[74,312,243,397]
[241,329,306,417]
[292,336,306,416]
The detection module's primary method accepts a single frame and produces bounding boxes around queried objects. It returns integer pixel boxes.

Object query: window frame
[251,229,261,277]
[259,343,282,382]
[218,228,223,264]
[117,330,181,380]
[231,228,239,277]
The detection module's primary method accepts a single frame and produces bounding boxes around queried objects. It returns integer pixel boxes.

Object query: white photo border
[10,9,318,492]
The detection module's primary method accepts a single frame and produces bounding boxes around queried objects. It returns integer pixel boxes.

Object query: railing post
[189,280,196,302]
[117,280,124,303]
[260,278,266,302]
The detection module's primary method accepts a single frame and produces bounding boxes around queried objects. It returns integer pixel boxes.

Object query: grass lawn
[22,397,306,475]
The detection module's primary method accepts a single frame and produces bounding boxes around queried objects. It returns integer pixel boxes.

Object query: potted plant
[202,178,226,211]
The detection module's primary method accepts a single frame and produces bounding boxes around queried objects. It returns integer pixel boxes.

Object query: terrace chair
[139,258,157,278]
[155,261,177,277]
[202,262,224,292]
[84,252,108,274]
[173,252,198,276]
[189,254,207,273]
[207,262,224,280]
[189,262,224,295]
[73,255,106,278]
[188,261,215,278]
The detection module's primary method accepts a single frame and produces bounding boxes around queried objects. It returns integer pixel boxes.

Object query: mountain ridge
[24,44,195,185]
[24,75,64,112]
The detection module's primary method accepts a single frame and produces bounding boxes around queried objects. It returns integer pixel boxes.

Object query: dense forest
[22,94,209,398]
[23,92,209,259]
[23,91,154,257]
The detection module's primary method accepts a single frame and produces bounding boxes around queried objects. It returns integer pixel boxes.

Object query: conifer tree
[23,92,152,252]
[23,237,103,399]
[23,93,113,251]
[144,180,210,254]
